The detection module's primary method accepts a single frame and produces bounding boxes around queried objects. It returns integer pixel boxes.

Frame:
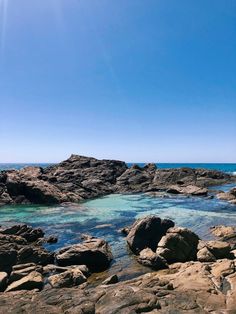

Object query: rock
[204,240,231,259]
[9,265,43,283]
[137,248,168,270]
[0,224,44,242]
[126,215,175,254]
[0,272,8,291]
[17,245,54,265]
[56,237,113,272]
[5,271,43,292]
[217,187,236,204]
[156,227,199,263]
[210,225,236,238]
[102,274,118,285]
[46,236,58,244]
[167,185,208,196]
[197,247,216,262]
[0,246,17,272]
[0,154,234,206]
[48,269,86,288]
[1,259,236,312]
[210,225,236,247]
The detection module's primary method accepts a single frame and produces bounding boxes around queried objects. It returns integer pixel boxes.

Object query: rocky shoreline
[1,155,236,312]
[0,217,236,313]
[0,154,236,206]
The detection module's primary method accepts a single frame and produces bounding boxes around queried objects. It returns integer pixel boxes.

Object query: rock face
[0,154,234,206]
[55,236,113,272]
[127,215,175,254]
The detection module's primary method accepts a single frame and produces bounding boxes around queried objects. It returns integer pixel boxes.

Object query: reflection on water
[0,191,236,282]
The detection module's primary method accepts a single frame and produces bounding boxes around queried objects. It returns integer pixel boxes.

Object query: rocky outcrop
[126,216,235,269]
[127,216,175,254]
[0,259,236,313]
[55,236,113,272]
[0,154,234,206]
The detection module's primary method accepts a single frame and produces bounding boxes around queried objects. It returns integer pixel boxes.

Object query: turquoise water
[0,162,235,280]
[0,191,236,280]
[1,163,236,174]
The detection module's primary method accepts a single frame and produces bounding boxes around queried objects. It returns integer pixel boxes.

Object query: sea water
[0,191,236,282]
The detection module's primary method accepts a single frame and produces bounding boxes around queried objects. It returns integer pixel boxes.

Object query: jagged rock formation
[0,154,234,206]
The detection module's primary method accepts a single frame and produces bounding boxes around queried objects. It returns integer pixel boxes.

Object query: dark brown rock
[55,237,113,272]
[156,227,199,263]
[126,215,175,254]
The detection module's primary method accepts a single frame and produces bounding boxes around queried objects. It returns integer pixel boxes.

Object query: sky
[0,0,235,163]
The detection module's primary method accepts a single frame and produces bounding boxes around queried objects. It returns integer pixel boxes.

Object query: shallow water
[0,190,236,282]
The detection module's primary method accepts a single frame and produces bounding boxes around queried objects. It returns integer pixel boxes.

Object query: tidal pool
[0,192,236,282]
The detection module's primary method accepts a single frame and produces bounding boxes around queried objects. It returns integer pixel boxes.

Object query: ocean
[0,163,236,174]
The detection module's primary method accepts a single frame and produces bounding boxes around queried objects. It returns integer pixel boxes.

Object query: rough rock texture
[48,268,86,288]
[0,259,236,313]
[210,225,236,247]
[138,248,168,270]
[156,227,199,263]
[0,225,54,273]
[0,154,234,206]
[55,236,113,272]
[5,271,43,292]
[127,215,175,254]
[0,224,44,242]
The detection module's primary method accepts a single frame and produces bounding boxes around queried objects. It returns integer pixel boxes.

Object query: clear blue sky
[0,0,235,163]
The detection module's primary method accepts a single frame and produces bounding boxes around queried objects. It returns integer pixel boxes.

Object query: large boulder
[126,216,175,254]
[156,227,199,263]
[55,236,113,272]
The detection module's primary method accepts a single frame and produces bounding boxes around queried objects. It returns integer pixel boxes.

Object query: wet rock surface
[0,154,234,206]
